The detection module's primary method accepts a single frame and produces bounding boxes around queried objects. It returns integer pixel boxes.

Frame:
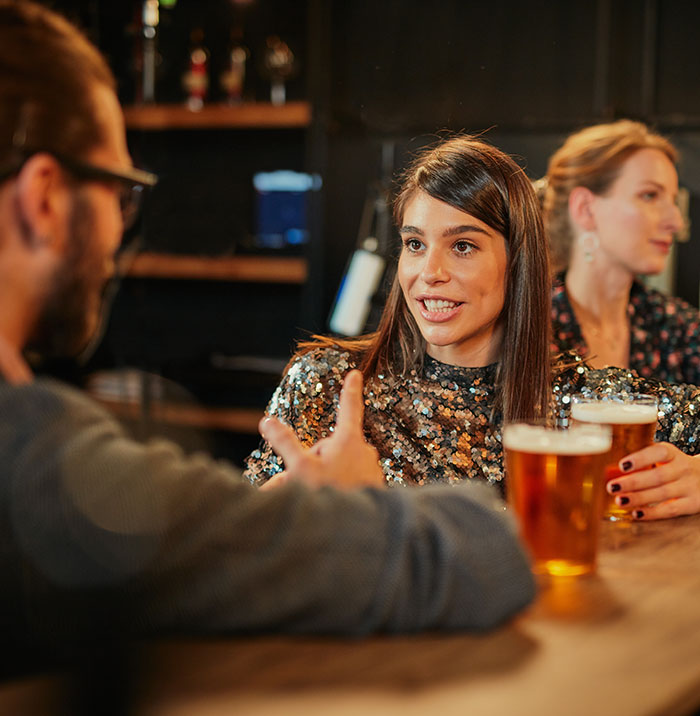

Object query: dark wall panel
[331,0,600,133]
[656,1,700,121]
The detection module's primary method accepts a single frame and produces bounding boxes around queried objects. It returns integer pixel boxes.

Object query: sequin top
[551,272,700,384]
[243,346,700,490]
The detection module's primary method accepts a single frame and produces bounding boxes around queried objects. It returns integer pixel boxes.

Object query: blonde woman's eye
[640,190,658,201]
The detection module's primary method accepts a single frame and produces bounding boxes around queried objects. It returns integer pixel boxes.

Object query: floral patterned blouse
[551,272,700,385]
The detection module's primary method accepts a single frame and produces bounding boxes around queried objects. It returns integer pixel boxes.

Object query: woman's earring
[579,232,599,263]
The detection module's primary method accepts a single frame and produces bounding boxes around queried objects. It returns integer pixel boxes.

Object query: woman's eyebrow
[637,180,680,200]
[399,224,492,237]
[638,180,665,190]
[442,224,491,237]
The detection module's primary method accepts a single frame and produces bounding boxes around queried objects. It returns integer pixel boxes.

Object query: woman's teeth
[423,299,458,312]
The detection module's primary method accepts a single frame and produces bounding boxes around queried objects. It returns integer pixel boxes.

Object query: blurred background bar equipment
[329,140,394,337]
[253,170,321,250]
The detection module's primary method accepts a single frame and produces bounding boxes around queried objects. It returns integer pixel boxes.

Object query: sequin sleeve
[553,355,700,453]
[243,347,357,485]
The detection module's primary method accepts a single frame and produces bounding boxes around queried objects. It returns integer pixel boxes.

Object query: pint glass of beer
[570,395,658,521]
[503,422,612,577]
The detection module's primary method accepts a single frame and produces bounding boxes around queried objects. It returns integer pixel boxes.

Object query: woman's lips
[418,298,463,322]
[650,239,672,255]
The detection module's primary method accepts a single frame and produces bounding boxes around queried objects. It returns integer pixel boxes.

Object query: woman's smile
[418,296,464,321]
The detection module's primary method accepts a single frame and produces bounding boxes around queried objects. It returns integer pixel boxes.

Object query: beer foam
[571,401,657,425]
[503,424,611,455]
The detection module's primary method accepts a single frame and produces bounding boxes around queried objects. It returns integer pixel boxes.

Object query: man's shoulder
[0,377,118,431]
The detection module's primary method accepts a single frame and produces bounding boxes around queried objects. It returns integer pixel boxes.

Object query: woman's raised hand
[259,370,384,491]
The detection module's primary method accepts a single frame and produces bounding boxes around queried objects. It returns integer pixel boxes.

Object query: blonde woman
[544,120,700,383]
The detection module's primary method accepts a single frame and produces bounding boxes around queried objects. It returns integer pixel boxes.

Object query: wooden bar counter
[2,514,699,715]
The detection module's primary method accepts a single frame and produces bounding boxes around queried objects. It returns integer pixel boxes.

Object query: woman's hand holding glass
[258,370,384,491]
[607,442,700,520]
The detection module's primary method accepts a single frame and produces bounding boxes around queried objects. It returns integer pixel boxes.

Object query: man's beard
[27,194,111,360]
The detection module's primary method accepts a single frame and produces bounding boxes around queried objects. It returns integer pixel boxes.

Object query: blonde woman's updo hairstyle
[543,120,678,271]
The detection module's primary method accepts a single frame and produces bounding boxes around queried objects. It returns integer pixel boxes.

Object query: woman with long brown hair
[246,134,700,520]
[247,135,551,490]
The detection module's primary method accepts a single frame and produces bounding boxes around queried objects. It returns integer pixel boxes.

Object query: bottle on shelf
[182,27,209,111]
[260,35,295,106]
[141,0,159,103]
[220,26,249,105]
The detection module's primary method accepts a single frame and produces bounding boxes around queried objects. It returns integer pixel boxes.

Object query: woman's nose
[668,203,684,235]
[420,249,448,283]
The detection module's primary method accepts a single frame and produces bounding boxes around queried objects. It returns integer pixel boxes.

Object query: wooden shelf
[121,252,307,283]
[95,396,264,435]
[123,101,312,130]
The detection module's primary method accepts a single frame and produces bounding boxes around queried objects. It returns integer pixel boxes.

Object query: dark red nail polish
[621,461,633,472]
[609,483,621,493]
[634,510,644,519]
[619,496,629,506]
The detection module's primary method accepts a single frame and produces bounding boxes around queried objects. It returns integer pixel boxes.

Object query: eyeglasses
[0,149,158,230]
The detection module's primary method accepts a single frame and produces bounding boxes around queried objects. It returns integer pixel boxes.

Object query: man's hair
[0,0,115,169]
[297,135,552,424]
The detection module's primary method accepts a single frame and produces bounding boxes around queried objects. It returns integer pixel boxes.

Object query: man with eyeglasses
[0,0,534,677]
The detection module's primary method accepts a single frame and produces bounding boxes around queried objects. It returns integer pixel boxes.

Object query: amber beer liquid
[504,424,612,577]
[570,399,657,521]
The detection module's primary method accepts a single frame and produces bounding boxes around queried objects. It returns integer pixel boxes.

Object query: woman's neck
[565,259,633,369]
[565,259,634,317]
[426,322,503,368]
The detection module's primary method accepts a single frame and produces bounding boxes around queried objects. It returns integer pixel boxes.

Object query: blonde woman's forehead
[611,148,679,193]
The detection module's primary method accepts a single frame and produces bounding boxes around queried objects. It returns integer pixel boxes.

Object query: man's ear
[14,153,72,251]
[568,186,598,233]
